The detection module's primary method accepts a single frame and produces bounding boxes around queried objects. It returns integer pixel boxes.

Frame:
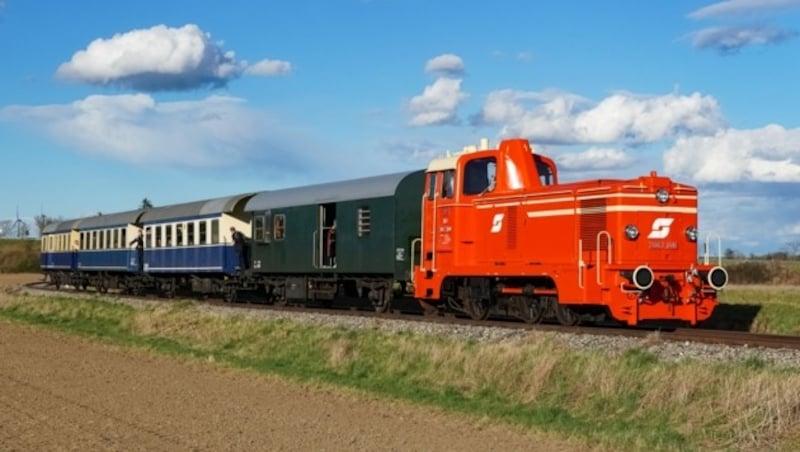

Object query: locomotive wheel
[551,298,579,326]
[522,299,545,324]
[466,299,490,321]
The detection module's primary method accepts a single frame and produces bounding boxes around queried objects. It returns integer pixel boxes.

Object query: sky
[0,0,799,255]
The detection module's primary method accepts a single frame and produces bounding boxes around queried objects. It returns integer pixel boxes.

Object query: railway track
[21,281,800,352]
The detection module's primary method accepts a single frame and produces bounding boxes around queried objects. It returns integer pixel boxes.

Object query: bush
[0,239,40,273]
[725,260,800,285]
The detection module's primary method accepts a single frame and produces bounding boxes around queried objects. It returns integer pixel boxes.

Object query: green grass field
[1,292,799,451]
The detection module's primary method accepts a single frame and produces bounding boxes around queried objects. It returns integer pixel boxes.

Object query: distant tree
[724,248,737,260]
[140,198,153,209]
[784,240,800,258]
[34,214,60,235]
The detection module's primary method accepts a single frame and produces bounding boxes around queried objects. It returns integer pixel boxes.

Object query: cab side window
[441,170,455,199]
[463,157,497,195]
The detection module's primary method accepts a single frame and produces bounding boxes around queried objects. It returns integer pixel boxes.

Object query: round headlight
[685,226,698,242]
[625,224,639,240]
[655,188,670,204]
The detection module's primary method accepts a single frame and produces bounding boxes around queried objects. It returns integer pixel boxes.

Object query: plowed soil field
[0,274,581,451]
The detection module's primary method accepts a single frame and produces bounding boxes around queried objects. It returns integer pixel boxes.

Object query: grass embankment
[1,292,799,451]
[0,239,39,273]
[716,286,800,335]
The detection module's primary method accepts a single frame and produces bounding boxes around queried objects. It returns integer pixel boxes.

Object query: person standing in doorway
[230,226,248,271]
[129,230,144,272]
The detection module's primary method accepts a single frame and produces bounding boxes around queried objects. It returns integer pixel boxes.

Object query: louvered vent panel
[507,206,518,250]
[580,198,607,251]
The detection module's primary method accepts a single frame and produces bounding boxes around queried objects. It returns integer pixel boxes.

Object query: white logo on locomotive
[648,218,674,239]
[490,213,505,233]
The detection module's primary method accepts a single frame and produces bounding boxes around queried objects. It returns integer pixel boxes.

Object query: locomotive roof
[75,209,146,230]
[246,170,419,211]
[138,192,255,223]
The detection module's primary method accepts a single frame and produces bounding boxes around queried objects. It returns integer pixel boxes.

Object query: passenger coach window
[199,221,207,245]
[427,173,437,200]
[165,225,173,247]
[211,219,219,244]
[113,229,119,249]
[187,223,195,245]
[92,231,97,250]
[176,224,184,246]
[121,229,126,248]
[442,170,455,199]
[145,227,152,248]
[155,227,162,247]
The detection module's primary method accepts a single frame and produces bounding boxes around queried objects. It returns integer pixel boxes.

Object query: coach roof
[138,193,255,223]
[245,171,419,211]
[76,209,145,230]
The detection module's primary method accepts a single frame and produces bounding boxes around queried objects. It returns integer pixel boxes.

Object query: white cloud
[689,0,800,19]
[244,59,292,76]
[691,26,797,53]
[407,78,468,126]
[664,124,800,182]
[424,54,464,77]
[56,24,291,91]
[0,94,295,168]
[790,223,800,235]
[476,89,723,145]
[556,147,634,171]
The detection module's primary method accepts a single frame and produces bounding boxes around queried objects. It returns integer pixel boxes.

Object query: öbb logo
[490,213,505,233]
[648,218,674,239]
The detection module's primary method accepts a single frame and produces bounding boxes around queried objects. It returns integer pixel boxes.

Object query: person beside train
[129,230,144,272]
[230,226,249,271]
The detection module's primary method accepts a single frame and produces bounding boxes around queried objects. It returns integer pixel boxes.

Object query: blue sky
[1,0,799,254]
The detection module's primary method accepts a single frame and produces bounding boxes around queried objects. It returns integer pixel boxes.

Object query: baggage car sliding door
[316,203,337,269]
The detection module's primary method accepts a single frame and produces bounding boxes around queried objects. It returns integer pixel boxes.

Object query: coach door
[316,203,337,269]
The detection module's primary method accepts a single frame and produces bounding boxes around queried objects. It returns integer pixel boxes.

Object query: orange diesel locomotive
[413,138,728,326]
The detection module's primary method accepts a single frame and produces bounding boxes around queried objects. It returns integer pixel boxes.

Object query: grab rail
[596,231,612,285]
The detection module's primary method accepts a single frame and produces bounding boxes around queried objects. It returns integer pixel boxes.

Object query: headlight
[685,226,698,242]
[625,224,639,240]
[655,188,670,204]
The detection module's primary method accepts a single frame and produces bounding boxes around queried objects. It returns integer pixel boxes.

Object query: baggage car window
[274,215,285,241]
[358,208,371,237]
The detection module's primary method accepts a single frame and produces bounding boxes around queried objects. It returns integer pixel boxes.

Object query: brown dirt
[0,274,588,451]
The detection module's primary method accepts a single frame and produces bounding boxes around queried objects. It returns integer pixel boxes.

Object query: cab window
[463,157,496,195]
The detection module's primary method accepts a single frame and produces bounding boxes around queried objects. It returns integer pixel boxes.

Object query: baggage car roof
[246,171,419,211]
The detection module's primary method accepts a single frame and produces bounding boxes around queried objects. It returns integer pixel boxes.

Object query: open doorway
[319,203,337,268]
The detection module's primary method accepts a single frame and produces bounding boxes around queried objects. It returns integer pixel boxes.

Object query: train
[40,138,728,326]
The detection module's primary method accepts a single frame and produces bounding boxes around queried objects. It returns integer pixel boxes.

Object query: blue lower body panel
[144,245,237,274]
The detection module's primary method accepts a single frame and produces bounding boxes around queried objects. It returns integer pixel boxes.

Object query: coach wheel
[552,298,579,326]
[223,286,237,303]
[466,298,491,321]
[53,274,61,290]
[372,289,392,313]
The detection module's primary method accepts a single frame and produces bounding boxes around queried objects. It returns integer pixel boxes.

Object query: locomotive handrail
[312,230,319,269]
[578,239,585,289]
[596,231,612,285]
[410,238,422,282]
[703,232,722,266]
